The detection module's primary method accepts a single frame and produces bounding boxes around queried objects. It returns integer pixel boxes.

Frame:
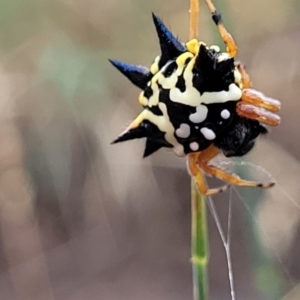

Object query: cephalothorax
[110,0,281,195]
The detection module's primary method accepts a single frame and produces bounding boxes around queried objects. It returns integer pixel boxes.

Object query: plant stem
[189,1,209,299]
[191,179,209,300]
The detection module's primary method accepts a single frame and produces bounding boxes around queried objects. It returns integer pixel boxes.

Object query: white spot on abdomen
[189,142,199,151]
[175,123,190,138]
[200,127,216,140]
[189,105,208,123]
[221,109,230,119]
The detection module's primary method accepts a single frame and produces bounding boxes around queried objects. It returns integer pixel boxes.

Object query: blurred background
[0,0,300,299]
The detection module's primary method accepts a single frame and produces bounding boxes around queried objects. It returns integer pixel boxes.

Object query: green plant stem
[191,179,209,300]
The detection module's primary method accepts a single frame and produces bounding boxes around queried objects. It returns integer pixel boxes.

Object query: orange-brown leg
[205,0,237,57]
[196,146,275,190]
[188,145,275,195]
[188,151,229,195]
[236,62,252,88]
[236,102,281,126]
[200,162,275,189]
[241,89,281,112]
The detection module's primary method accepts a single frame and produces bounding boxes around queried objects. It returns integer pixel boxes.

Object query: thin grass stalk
[191,179,209,300]
[189,1,209,299]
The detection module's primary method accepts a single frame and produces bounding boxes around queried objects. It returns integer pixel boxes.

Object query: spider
[110,0,281,195]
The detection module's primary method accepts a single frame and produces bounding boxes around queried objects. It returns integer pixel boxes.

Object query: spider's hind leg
[188,151,229,196]
[199,158,275,189]
[205,0,237,57]
[189,145,275,194]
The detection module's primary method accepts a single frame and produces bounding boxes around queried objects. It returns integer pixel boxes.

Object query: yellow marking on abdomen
[176,52,194,76]
[150,56,160,74]
[170,83,242,107]
[139,91,148,106]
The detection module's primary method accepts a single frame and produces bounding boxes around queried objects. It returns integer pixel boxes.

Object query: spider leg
[205,0,237,57]
[241,89,281,112]
[188,151,229,195]
[236,64,281,119]
[236,102,281,126]
[236,62,252,88]
[196,146,275,189]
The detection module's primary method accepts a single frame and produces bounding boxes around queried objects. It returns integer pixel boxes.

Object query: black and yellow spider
[110,0,281,195]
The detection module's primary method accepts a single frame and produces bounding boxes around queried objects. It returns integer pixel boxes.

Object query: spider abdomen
[110,14,271,158]
[110,4,281,194]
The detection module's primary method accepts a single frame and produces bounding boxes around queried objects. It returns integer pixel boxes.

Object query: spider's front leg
[237,63,280,112]
[241,89,281,113]
[236,102,281,126]
[237,88,281,126]
[236,63,281,126]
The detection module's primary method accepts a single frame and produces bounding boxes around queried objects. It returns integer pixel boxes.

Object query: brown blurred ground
[0,0,300,299]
